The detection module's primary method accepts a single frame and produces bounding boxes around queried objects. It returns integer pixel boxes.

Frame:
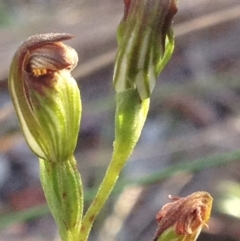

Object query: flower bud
[113,0,178,100]
[153,192,213,241]
[8,33,81,163]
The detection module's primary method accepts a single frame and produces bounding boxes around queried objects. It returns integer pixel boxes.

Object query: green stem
[79,90,150,241]
[79,151,128,241]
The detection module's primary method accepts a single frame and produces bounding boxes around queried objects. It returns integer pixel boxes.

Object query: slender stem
[79,90,149,241]
[79,150,126,241]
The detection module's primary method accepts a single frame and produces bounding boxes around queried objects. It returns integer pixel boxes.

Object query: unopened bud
[9,33,81,163]
[114,0,177,100]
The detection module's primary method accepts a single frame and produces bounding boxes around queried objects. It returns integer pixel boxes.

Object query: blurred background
[0,0,240,240]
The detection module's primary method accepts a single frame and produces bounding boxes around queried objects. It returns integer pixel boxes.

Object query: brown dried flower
[153,191,213,241]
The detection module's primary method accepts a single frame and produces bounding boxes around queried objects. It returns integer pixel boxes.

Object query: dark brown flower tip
[27,41,77,76]
[18,33,74,56]
[15,33,77,79]
[9,33,78,102]
[123,0,131,19]
[25,34,77,75]
[161,0,178,52]
[12,33,78,95]
[153,192,213,240]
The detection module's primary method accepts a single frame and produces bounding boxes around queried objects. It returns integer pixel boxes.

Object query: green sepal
[28,71,81,163]
[9,54,47,159]
[114,89,150,158]
[39,156,83,241]
[156,227,185,241]
[156,226,201,241]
